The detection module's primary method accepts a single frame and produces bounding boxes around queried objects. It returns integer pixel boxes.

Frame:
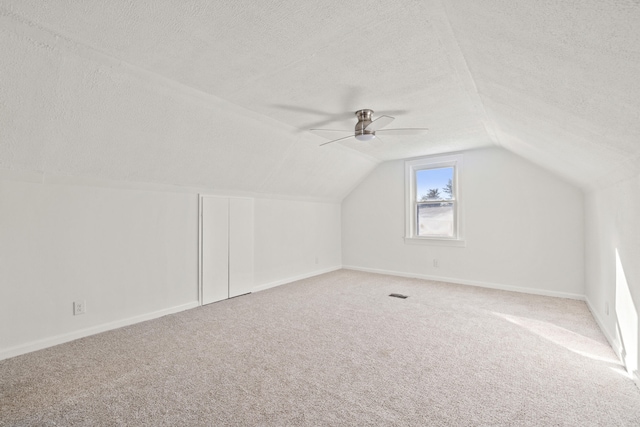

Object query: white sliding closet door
[201,196,254,305]
[201,196,229,305]
[229,197,254,297]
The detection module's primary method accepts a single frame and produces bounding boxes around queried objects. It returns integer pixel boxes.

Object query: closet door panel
[229,197,254,297]
[201,196,229,304]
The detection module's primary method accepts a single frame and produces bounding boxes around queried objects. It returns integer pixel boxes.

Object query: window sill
[404,237,467,247]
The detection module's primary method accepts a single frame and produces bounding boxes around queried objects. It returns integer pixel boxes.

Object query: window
[405,154,464,246]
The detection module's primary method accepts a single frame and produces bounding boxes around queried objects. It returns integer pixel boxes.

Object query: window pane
[416,167,454,201]
[417,202,454,237]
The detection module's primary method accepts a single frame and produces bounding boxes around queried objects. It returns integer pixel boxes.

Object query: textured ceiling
[444,0,640,189]
[1,0,639,199]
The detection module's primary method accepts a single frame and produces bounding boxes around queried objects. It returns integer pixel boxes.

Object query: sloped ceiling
[444,0,640,190]
[1,1,639,200]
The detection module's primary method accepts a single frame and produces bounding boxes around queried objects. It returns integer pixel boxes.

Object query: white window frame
[404,153,465,247]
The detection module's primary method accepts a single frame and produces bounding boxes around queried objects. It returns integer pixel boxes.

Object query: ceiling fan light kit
[311,109,429,146]
[354,134,375,141]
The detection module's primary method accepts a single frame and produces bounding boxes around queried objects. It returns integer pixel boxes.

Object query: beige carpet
[2,269,640,426]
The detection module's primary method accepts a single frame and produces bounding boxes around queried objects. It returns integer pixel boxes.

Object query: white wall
[342,147,584,298]
[253,198,341,290]
[0,175,342,360]
[585,173,640,383]
[0,177,199,358]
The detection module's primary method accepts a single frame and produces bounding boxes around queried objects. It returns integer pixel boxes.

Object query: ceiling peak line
[428,0,502,147]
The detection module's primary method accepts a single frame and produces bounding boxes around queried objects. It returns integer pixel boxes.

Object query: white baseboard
[585,297,640,390]
[343,265,586,300]
[252,265,342,293]
[585,297,621,359]
[0,301,199,361]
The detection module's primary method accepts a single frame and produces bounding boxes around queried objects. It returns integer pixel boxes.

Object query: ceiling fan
[310,109,429,146]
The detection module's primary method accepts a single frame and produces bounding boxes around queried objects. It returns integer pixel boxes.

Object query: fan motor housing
[355,109,375,137]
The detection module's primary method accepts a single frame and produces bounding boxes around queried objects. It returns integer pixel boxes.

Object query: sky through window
[416,167,453,200]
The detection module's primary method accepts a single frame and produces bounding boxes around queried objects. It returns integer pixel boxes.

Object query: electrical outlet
[605,302,609,316]
[315,256,319,264]
[73,301,86,316]
[433,259,439,268]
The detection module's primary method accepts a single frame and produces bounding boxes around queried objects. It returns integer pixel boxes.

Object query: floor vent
[389,293,408,299]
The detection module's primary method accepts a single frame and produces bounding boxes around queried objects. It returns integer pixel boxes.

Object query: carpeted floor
[2,269,640,426]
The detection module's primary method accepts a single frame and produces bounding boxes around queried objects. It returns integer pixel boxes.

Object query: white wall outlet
[315,256,319,264]
[433,259,439,268]
[73,300,86,315]
[605,302,609,316]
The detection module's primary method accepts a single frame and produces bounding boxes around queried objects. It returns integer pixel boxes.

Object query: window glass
[417,202,454,237]
[416,167,454,201]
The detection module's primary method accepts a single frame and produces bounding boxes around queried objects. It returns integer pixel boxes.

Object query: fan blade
[273,105,354,130]
[379,109,408,117]
[369,134,384,148]
[365,115,394,132]
[310,129,353,139]
[374,128,429,135]
[273,104,332,116]
[319,134,356,146]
